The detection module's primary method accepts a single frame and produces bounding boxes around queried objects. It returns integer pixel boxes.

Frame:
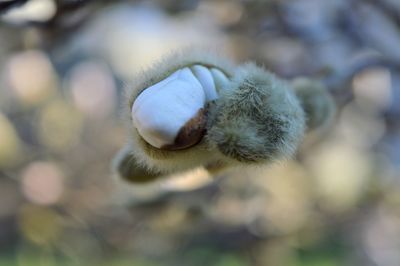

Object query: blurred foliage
[0,0,400,265]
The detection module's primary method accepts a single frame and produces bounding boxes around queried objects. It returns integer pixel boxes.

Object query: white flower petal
[191,65,218,101]
[210,68,230,91]
[132,68,206,148]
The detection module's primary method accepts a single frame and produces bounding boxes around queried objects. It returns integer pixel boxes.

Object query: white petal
[132,69,179,113]
[210,68,230,91]
[132,68,206,148]
[191,65,218,101]
[178,67,203,87]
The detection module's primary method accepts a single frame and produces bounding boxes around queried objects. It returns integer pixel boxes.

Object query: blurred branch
[323,53,400,106]
[0,0,29,14]
[363,0,400,26]
[324,54,400,90]
[28,0,95,27]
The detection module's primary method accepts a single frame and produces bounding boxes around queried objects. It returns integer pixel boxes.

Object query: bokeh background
[0,0,400,265]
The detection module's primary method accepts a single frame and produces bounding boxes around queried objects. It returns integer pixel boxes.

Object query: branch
[0,0,29,14]
[324,54,400,91]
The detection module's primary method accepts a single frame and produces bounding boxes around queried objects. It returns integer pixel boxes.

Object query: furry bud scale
[208,63,306,162]
[291,78,336,131]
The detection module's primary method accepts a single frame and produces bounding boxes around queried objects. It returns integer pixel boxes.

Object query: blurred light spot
[19,204,62,245]
[353,67,392,111]
[21,161,64,205]
[69,61,116,118]
[6,50,56,107]
[363,207,400,265]
[208,169,258,227]
[0,112,21,168]
[150,206,186,232]
[212,196,249,227]
[162,167,212,192]
[198,1,243,26]
[38,100,82,152]
[1,0,56,24]
[253,163,312,234]
[90,6,227,78]
[307,143,371,212]
[207,163,312,232]
[107,27,169,78]
[337,103,386,148]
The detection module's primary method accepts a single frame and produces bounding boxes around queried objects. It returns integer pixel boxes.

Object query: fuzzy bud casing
[292,78,336,131]
[207,63,306,162]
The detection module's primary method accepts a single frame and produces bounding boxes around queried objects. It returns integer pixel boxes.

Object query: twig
[324,54,400,91]
[0,0,29,14]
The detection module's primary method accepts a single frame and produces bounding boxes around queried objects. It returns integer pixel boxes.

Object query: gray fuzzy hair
[291,78,336,131]
[207,63,305,163]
